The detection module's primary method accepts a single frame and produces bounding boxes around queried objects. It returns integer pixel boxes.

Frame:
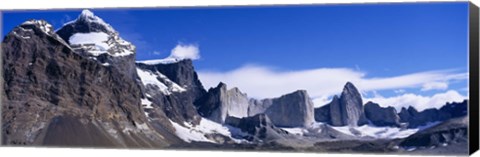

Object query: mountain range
[1,10,469,155]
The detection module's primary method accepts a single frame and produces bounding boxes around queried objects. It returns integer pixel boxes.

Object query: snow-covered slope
[169,118,246,143]
[136,67,186,95]
[281,122,440,139]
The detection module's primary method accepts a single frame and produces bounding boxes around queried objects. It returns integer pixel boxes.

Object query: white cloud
[421,81,448,91]
[168,44,200,60]
[365,90,466,112]
[198,65,467,108]
[152,50,162,55]
[394,89,406,94]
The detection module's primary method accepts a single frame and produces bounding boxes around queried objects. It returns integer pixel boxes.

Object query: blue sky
[1,2,470,110]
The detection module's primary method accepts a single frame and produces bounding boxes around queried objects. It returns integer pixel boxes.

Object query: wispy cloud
[152,50,162,55]
[421,81,448,91]
[198,65,467,108]
[365,90,466,112]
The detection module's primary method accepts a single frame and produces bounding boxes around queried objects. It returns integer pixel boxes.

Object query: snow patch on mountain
[329,121,440,139]
[22,20,54,35]
[69,32,110,55]
[281,122,440,139]
[136,68,186,95]
[141,98,153,109]
[169,118,244,143]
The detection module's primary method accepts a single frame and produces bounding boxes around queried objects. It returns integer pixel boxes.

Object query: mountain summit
[56,9,137,78]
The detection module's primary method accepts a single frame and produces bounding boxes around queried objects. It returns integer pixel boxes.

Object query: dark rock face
[137,59,206,101]
[398,100,466,128]
[328,95,343,126]
[1,20,167,147]
[364,102,400,127]
[248,90,314,127]
[400,116,468,148]
[135,63,203,126]
[194,83,249,123]
[225,114,289,142]
[56,10,137,80]
[314,105,330,124]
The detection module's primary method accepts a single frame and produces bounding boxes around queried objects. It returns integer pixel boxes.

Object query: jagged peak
[216,82,228,89]
[62,9,116,34]
[21,19,55,35]
[79,9,95,19]
[343,81,357,91]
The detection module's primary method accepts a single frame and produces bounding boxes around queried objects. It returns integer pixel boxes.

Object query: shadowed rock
[194,83,250,123]
[364,101,400,127]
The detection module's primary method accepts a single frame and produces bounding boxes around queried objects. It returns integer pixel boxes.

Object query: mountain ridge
[1,10,470,154]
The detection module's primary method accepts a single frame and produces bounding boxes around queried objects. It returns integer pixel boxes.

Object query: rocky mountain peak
[341,82,361,99]
[20,20,55,35]
[59,9,116,35]
[9,20,70,47]
[315,82,368,126]
[56,9,137,79]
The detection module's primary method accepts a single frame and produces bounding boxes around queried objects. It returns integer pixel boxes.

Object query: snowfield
[281,122,441,139]
[69,32,111,56]
[169,118,245,143]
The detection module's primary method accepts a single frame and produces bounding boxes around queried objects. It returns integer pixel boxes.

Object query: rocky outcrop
[314,105,330,124]
[248,90,314,127]
[328,95,343,126]
[225,114,289,142]
[135,59,207,126]
[398,100,467,128]
[315,82,368,126]
[1,20,167,147]
[364,102,400,127]
[137,59,206,101]
[400,116,468,148]
[194,83,250,123]
[338,82,368,126]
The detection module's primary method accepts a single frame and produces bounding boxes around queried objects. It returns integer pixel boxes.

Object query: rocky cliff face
[1,20,167,147]
[225,114,289,142]
[398,100,467,128]
[364,102,400,127]
[56,10,137,80]
[249,90,314,127]
[194,83,250,123]
[136,61,204,126]
[400,116,468,148]
[137,59,206,101]
[339,82,368,126]
[314,104,330,124]
[315,82,368,126]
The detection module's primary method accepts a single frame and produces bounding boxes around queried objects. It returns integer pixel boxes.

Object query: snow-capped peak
[59,9,135,59]
[21,20,54,35]
[80,9,95,19]
[64,9,115,33]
